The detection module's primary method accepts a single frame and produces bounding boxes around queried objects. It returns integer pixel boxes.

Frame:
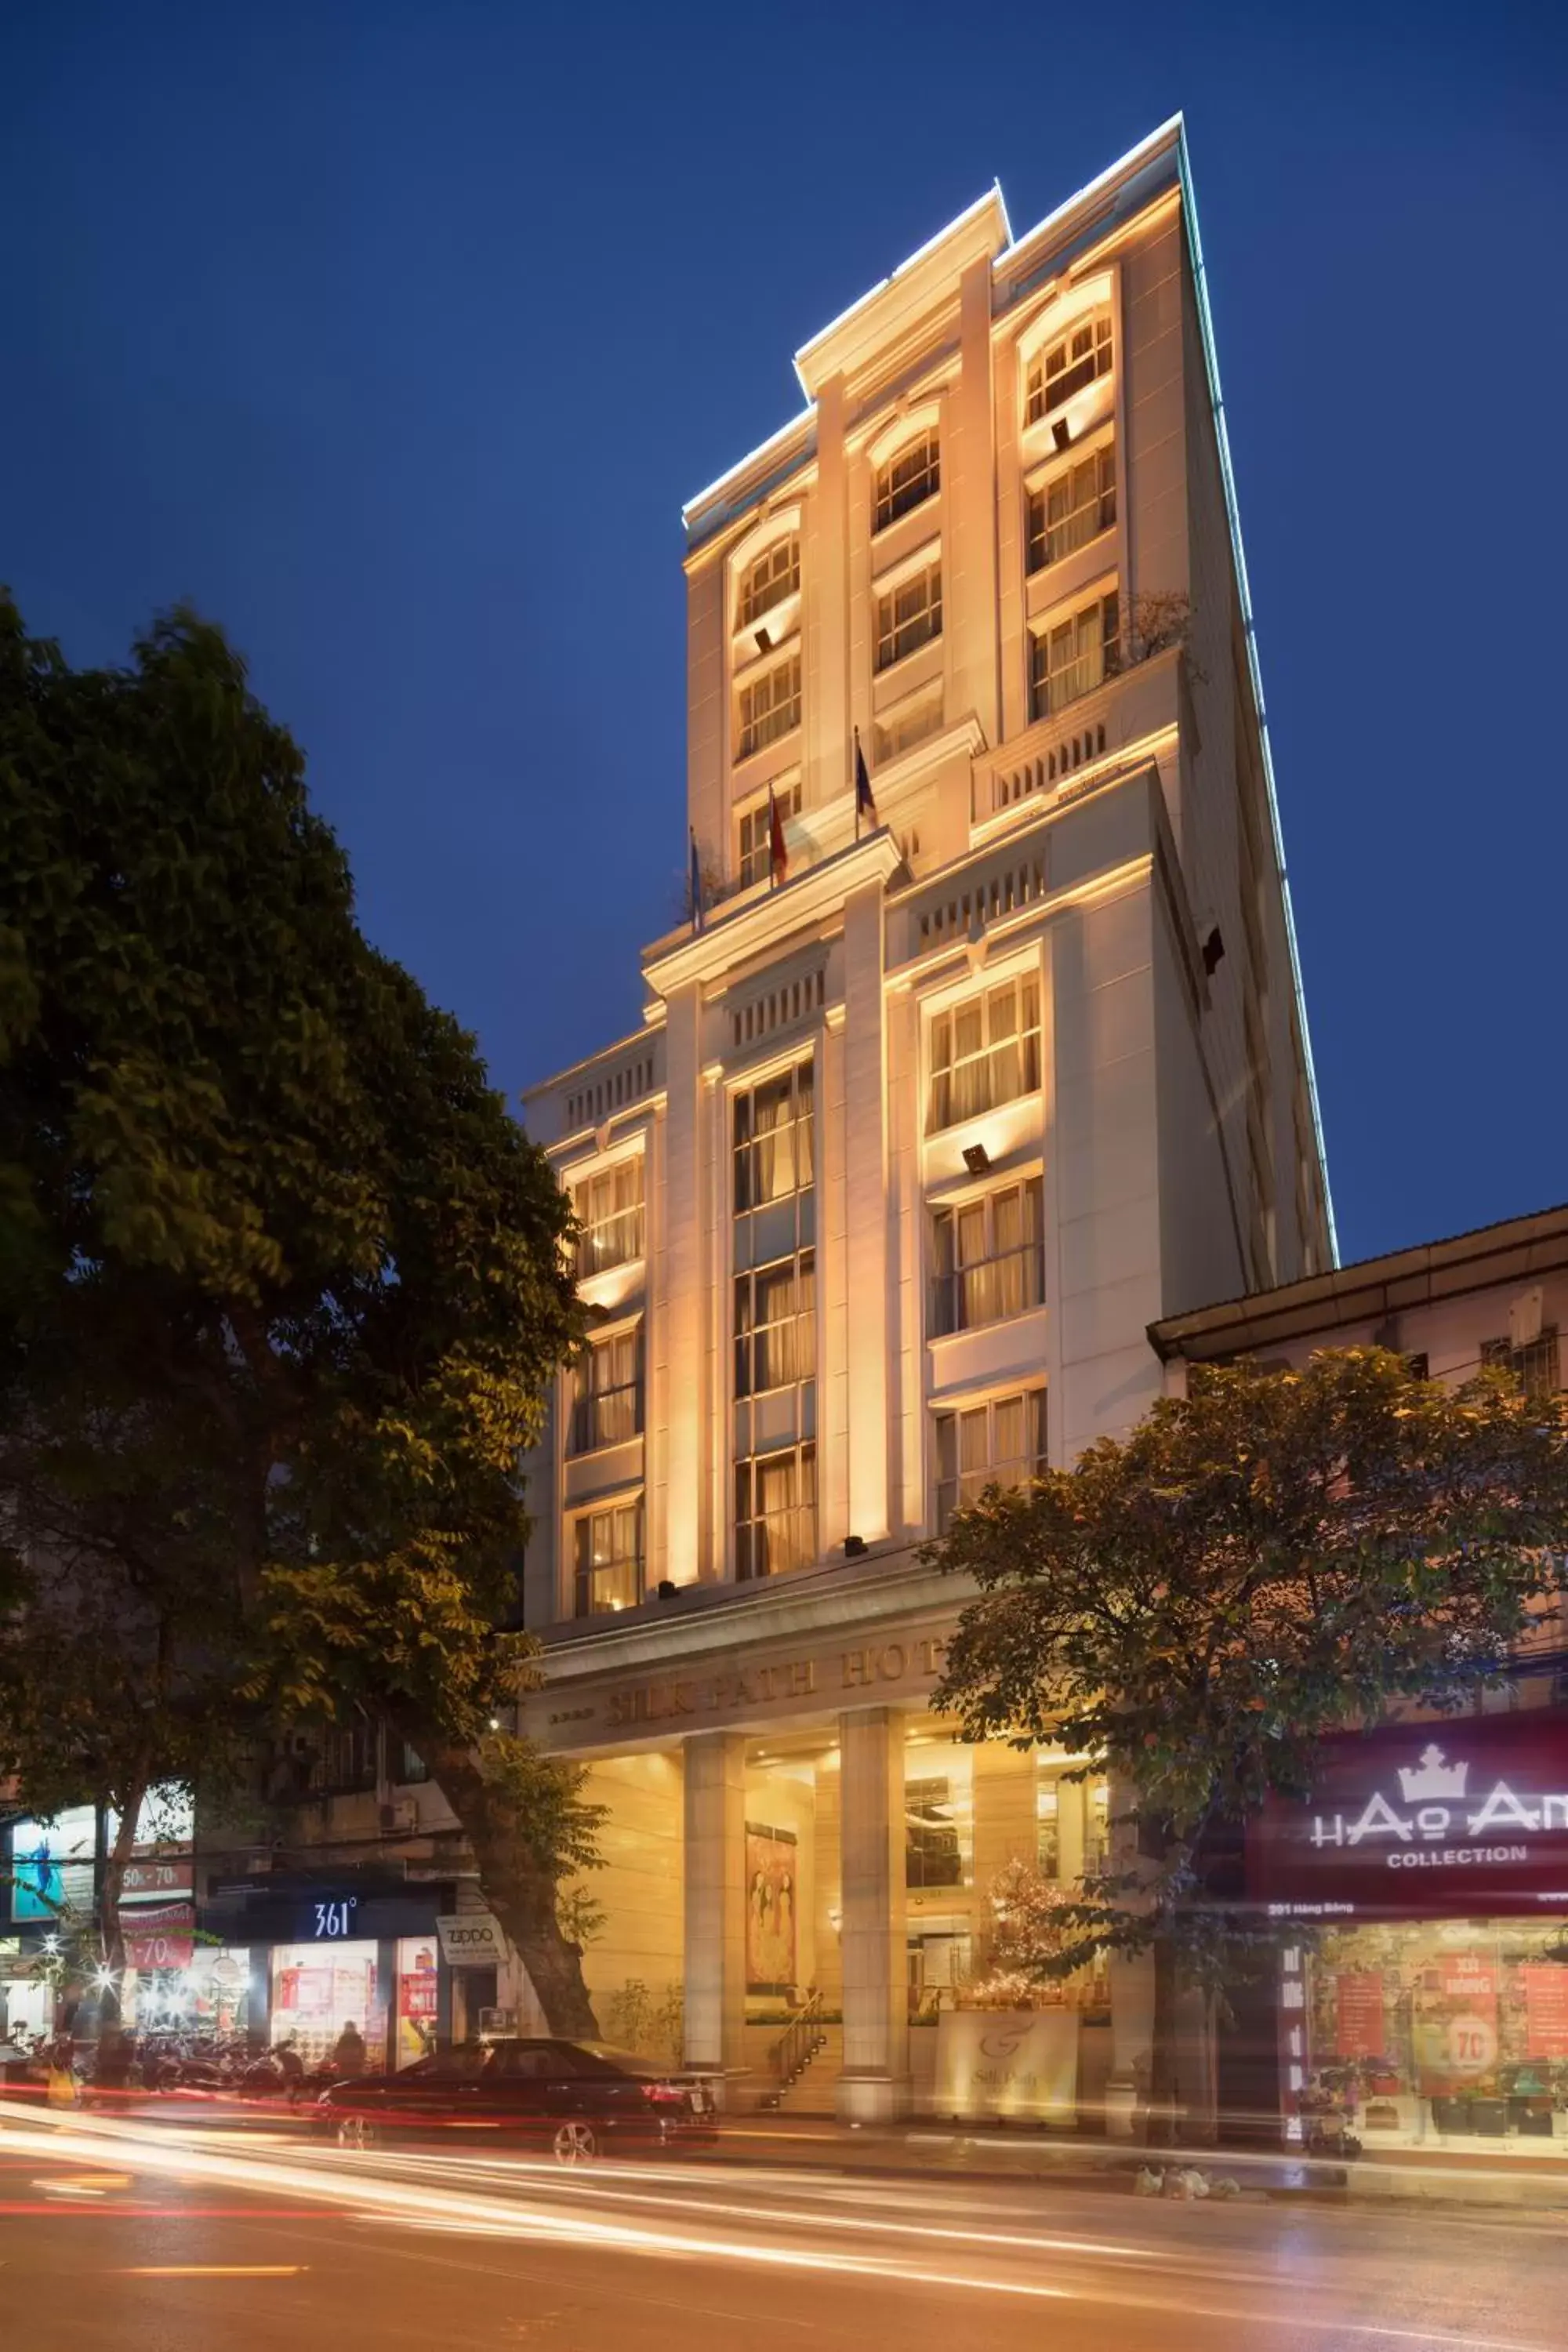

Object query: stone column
[662,983,706,1582]
[842,882,889,1542]
[836,1706,909,2122]
[683,1733,746,2093]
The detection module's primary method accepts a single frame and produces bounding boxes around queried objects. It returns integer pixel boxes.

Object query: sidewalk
[706,2111,1568,2212]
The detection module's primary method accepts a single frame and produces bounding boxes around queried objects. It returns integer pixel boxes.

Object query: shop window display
[270,1940,383,2070]
[1303,1917,1568,2149]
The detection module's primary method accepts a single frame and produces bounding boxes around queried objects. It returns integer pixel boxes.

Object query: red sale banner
[1334,1972,1386,2059]
[124,1903,195,1971]
[1522,1965,1568,2060]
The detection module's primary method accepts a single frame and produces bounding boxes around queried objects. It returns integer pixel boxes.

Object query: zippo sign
[1248,1711,1568,1921]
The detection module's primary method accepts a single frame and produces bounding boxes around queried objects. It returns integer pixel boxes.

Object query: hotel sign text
[538,1629,954,1742]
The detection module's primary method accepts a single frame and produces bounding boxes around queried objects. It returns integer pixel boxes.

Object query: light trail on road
[0,2100,1555,2351]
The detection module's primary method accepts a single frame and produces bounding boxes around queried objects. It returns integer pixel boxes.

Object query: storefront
[198,1874,456,2070]
[1249,1710,1568,2151]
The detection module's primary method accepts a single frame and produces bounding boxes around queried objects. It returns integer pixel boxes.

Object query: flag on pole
[854,728,877,835]
[768,784,789,888]
[689,829,704,931]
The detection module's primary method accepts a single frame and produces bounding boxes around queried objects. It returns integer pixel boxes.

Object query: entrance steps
[757,2023,841,2114]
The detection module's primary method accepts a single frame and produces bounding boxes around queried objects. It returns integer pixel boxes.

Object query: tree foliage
[0,594,597,2023]
[927,1349,1568,2124]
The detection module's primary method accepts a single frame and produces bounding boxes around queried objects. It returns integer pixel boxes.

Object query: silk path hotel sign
[1248,1711,1568,1921]
[527,1618,960,1751]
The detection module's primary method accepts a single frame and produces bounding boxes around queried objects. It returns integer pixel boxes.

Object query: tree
[927,1348,1568,2140]
[0,593,601,2029]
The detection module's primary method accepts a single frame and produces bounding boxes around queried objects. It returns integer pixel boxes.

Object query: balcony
[931,1240,1046,1338]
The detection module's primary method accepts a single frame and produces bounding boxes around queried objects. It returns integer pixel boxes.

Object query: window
[1481,1329,1561,1398]
[1029,590,1120,720]
[733,1061,815,1214]
[906,1778,964,1889]
[572,1158,644,1276]
[931,1177,1044,1337]
[874,561,942,673]
[568,1325,642,1454]
[927,975,1041,1134]
[735,1439,816,1581]
[733,1058,816,1580]
[1026,445,1116,573]
[737,781,800,889]
[736,654,801,761]
[873,430,940,532]
[736,535,800,630]
[574,1500,644,1616]
[934,1388,1047,1532]
[1025,310,1112,424]
[873,682,943,766]
[735,1252,815,1399]
[318,1721,379,1794]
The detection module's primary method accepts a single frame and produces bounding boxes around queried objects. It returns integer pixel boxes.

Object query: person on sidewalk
[332,2020,367,2078]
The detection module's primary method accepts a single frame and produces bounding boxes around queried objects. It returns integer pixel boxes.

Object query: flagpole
[853,728,861,843]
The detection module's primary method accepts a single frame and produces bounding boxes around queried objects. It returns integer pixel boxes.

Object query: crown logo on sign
[1397,1744,1468,1802]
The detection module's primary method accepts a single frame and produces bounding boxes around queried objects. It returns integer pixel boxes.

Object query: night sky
[5,2,1564,1268]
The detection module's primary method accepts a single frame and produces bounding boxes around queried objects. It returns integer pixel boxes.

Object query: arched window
[1025,308,1112,426]
[873,430,940,532]
[735,534,800,630]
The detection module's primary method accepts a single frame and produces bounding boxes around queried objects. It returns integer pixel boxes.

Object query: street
[2,2102,1560,2351]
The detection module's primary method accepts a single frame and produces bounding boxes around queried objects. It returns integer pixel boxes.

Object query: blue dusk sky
[4,1,1564,1267]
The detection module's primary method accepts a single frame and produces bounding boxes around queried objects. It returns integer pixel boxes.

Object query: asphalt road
[2,2101,1562,2351]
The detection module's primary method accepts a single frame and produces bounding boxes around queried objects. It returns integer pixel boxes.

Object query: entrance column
[836,1705,909,2122]
[683,1733,746,2091]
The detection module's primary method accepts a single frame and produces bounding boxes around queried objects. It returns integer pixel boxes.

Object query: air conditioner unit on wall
[379,1798,418,1835]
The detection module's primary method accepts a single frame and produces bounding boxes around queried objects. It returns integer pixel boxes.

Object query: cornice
[641,829,905,1002]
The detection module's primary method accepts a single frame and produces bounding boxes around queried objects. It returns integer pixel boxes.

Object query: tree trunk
[1144,1926,1181,2148]
[99,1777,147,2028]
[393,1715,600,2038]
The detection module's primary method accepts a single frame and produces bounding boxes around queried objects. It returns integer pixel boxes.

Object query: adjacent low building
[1152,1200,1568,2152]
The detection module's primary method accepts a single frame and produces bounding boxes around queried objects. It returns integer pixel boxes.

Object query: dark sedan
[316,2038,719,2162]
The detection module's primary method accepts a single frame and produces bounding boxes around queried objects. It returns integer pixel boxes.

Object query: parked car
[316,2038,719,2162]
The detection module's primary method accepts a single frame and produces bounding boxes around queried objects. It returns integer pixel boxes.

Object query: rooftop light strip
[790,182,1011,395]
[1174,123,1340,1264]
[992,114,1185,287]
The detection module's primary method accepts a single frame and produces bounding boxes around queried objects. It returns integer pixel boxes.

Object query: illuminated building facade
[515,118,1334,2122]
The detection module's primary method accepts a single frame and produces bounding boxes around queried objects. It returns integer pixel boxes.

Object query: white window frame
[1025,309,1112,426]
[873,429,940,533]
[736,779,801,889]
[933,1387,1047,1532]
[926,973,1042,1134]
[572,1156,645,1276]
[1028,590,1120,720]
[931,1176,1045,1337]
[735,532,800,630]
[1025,440,1116,575]
[874,558,943,673]
[735,652,802,763]
[567,1322,643,1456]
[571,1496,644,1617]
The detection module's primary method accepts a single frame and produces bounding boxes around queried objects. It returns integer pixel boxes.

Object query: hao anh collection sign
[1248,1711,1568,1922]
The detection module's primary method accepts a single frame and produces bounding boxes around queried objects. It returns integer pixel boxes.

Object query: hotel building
[512,116,1334,2122]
